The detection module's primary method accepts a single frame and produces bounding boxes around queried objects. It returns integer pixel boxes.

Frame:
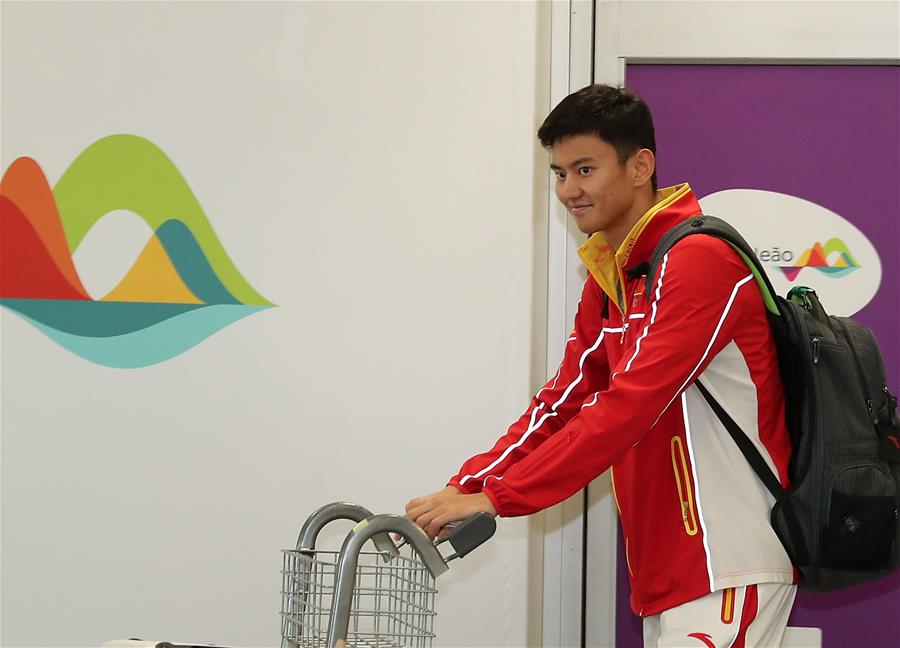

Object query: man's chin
[574,221,601,236]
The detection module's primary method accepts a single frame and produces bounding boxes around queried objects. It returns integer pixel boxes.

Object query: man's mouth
[569,204,592,215]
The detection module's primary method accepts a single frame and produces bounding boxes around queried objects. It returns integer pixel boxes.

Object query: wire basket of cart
[281,502,496,648]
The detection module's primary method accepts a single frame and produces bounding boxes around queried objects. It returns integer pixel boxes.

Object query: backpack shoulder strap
[643,214,781,316]
[695,379,786,498]
[643,214,787,497]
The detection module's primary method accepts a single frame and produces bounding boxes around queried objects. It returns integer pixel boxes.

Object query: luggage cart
[281,502,496,648]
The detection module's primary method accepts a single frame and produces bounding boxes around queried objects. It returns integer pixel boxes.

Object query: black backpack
[646,215,900,591]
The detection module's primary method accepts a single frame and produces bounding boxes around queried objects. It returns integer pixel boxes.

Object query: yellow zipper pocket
[625,537,635,578]
[671,436,699,536]
[720,587,736,624]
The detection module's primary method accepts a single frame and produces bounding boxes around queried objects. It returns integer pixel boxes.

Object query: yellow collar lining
[577,183,692,316]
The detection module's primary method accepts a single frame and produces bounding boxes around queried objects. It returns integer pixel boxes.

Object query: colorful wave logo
[778,238,861,282]
[0,134,273,368]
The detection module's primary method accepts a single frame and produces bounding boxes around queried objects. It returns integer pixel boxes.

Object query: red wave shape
[0,195,91,300]
[0,157,90,299]
[805,243,828,267]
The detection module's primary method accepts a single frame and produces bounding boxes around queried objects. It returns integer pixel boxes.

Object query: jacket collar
[577,183,701,316]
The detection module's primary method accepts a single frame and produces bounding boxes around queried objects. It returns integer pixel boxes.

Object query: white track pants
[643,583,797,648]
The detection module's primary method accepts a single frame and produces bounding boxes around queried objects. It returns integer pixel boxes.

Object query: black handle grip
[437,512,496,559]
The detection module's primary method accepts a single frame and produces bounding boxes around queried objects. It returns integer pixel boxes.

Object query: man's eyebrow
[549,156,597,170]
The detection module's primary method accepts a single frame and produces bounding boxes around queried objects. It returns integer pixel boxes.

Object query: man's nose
[557,176,583,202]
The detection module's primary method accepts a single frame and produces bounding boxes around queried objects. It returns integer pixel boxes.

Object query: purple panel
[616,525,643,645]
[612,64,900,648]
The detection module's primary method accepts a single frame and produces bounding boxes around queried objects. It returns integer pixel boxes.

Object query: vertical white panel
[542,4,575,643]
[0,2,549,646]
[585,476,617,647]
[543,1,596,647]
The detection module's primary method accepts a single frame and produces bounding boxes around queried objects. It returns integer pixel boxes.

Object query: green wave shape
[52,134,272,306]
[9,303,268,368]
[821,238,860,267]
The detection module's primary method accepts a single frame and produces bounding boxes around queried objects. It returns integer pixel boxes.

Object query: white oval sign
[699,189,882,316]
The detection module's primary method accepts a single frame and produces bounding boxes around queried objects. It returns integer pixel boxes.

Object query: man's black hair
[537,84,658,192]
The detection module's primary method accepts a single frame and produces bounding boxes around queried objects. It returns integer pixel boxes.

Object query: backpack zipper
[833,317,880,426]
[787,305,824,567]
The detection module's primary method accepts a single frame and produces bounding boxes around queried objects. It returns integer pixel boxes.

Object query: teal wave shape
[6,302,268,368]
[1,299,203,337]
[814,266,858,278]
[156,219,239,304]
[836,252,859,269]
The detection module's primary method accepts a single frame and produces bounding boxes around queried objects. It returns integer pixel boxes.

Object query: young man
[406,85,797,647]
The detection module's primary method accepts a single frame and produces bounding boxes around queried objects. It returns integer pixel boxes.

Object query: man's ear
[631,148,655,188]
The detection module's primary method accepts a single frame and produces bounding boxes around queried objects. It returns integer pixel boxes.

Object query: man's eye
[554,170,566,180]
[578,167,592,176]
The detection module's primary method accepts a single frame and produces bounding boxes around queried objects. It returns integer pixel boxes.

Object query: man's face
[550,133,638,236]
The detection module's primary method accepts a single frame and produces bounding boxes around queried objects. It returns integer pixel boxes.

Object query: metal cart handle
[296,501,398,558]
[436,511,497,559]
[326,515,450,648]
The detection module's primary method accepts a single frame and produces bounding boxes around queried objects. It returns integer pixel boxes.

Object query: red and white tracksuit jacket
[449,184,795,617]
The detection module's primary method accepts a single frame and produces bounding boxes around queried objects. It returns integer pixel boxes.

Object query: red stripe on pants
[732,585,759,648]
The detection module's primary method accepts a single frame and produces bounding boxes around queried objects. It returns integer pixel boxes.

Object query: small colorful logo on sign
[777,238,860,281]
[0,134,273,368]
[699,189,882,317]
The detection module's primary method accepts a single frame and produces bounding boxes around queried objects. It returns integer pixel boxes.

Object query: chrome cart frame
[281,502,494,648]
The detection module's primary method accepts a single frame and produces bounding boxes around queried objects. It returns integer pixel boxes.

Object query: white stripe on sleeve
[458,325,610,486]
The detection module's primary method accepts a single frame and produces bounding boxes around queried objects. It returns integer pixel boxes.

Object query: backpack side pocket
[821,463,897,571]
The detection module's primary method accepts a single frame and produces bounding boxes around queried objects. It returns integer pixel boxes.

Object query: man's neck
[603,190,660,251]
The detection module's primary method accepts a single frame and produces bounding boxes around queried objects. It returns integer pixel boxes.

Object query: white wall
[0,2,550,646]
